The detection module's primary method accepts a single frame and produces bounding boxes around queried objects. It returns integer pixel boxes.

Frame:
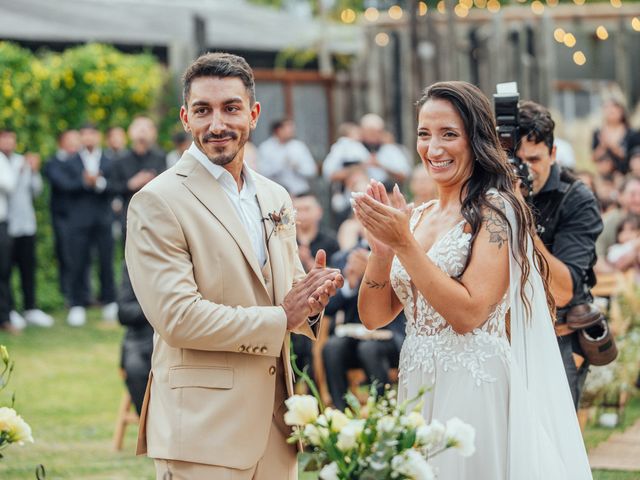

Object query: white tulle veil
[500,191,592,479]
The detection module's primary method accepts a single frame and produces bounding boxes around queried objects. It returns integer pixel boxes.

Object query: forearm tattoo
[484,199,508,249]
[365,279,389,289]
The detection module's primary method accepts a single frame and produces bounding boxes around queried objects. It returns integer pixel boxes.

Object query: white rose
[0,407,33,445]
[325,408,349,432]
[416,419,445,448]
[319,461,340,480]
[377,415,396,434]
[391,449,435,480]
[336,419,365,451]
[401,411,426,429]
[284,395,319,426]
[445,417,475,457]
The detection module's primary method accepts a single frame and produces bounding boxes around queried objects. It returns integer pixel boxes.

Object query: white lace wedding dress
[391,192,592,480]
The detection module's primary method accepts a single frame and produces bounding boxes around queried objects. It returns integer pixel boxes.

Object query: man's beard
[201,130,246,167]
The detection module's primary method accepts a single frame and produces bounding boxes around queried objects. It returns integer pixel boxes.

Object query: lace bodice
[391,200,510,386]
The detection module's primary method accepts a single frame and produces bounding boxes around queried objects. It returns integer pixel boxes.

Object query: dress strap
[410,199,438,233]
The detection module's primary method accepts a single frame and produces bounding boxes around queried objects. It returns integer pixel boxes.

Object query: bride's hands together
[351,180,414,254]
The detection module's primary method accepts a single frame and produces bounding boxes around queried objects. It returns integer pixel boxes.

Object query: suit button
[269,366,276,375]
[238,345,246,352]
[252,346,261,353]
[260,347,268,354]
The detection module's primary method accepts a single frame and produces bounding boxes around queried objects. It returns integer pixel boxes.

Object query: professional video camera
[493,82,534,200]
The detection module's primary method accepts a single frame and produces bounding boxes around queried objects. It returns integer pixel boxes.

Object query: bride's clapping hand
[351,180,414,254]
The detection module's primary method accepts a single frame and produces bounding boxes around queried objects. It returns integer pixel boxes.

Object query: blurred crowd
[1,96,639,411]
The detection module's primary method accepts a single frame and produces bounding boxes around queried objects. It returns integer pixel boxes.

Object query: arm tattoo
[365,279,388,289]
[484,199,508,249]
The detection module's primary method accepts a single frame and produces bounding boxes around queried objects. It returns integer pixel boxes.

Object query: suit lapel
[254,175,288,306]
[178,154,269,297]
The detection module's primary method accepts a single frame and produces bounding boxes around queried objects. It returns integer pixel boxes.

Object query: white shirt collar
[188,142,256,197]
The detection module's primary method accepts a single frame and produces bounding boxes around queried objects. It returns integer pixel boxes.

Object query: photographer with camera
[515,101,604,409]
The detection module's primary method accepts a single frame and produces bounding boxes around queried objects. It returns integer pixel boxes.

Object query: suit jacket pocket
[168,366,234,389]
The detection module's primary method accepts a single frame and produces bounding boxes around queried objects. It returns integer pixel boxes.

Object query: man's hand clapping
[281,249,344,331]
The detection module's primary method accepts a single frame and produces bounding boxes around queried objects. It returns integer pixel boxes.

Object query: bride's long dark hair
[417,81,554,318]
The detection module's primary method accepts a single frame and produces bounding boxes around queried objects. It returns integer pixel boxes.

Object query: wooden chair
[112,387,139,451]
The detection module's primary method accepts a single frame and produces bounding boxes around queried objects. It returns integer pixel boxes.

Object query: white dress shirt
[0,152,17,222]
[7,153,43,237]
[188,143,267,267]
[79,147,102,176]
[257,136,316,196]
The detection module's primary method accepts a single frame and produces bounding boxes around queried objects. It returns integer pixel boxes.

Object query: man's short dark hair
[182,52,255,106]
[270,118,290,135]
[518,100,555,153]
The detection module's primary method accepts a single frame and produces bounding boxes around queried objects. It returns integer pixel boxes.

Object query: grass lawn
[1,311,639,479]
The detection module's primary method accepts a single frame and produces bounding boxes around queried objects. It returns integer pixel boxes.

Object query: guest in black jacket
[47,124,116,326]
[117,262,153,415]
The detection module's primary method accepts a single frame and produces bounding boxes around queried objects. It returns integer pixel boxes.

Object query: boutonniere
[263,204,297,242]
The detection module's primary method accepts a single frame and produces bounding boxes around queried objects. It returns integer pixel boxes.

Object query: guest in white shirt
[0,149,17,332]
[257,118,317,196]
[2,128,54,329]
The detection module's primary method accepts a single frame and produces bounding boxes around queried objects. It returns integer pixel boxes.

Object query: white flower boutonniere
[263,204,297,242]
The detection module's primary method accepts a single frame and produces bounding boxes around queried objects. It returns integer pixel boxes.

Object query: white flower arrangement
[285,360,475,480]
[0,345,34,457]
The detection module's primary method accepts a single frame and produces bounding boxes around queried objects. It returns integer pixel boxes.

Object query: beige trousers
[154,417,297,480]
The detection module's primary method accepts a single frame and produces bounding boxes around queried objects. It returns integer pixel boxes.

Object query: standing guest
[0,150,16,333]
[54,124,117,327]
[1,128,53,328]
[109,116,166,237]
[117,262,153,415]
[105,126,128,162]
[126,52,343,480]
[257,118,317,196]
[43,129,83,304]
[628,146,640,179]
[592,99,636,174]
[166,131,192,169]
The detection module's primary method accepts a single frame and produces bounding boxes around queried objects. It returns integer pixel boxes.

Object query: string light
[563,33,576,48]
[474,0,487,7]
[340,8,357,24]
[610,0,622,7]
[375,32,390,47]
[596,25,609,40]
[460,0,473,8]
[419,2,428,15]
[573,0,585,4]
[554,28,566,43]
[437,1,446,14]
[632,17,640,31]
[531,1,545,15]
[573,51,586,66]
[364,7,379,22]
[455,3,470,17]
[487,0,500,13]
[388,5,403,20]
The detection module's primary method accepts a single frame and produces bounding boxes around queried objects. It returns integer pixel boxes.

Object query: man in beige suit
[125,52,343,480]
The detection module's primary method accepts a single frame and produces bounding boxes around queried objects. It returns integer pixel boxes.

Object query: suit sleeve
[125,189,287,355]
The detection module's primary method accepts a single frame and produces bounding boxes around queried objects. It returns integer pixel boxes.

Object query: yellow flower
[11,98,23,110]
[87,93,100,105]
[2,83,13,98]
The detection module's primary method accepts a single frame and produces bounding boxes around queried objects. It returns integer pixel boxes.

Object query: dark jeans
[0,222,11,326]
[69,222,115,307]
[9,234,36,311]
[322,335,400,411]
[122,332,153,415]
[558,334,589,410]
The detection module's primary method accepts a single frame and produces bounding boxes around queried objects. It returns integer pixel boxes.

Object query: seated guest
[322,243,405,410]
[291,191,339,382]
[117,262,153,414]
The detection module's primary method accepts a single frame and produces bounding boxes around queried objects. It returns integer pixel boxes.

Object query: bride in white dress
[351,81,592,479]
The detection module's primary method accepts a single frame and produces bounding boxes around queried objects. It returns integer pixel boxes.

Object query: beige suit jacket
[125,152,316,469]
